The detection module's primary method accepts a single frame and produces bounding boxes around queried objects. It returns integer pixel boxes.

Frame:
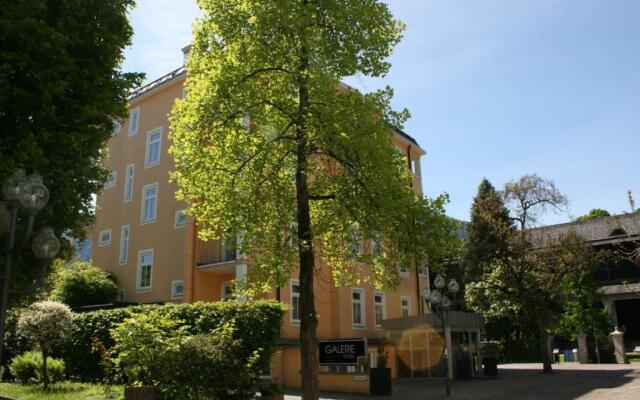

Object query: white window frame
[136,249,153,292]
[171,280,184,300]
[351,288,366,329]
[104,171,117,189]
[290,279,301,325]
[123,164,134,202]
[368,349,378,369]
[399,264,411,278]
[128,107,140,136]
[98,229,112,247]
[140,182,158,224]
[118,225,130,265]
[373,291,386,329]
[145,127,163,168]
[401,296,411,318]
[174,210,187,229]
[112,121,121,136]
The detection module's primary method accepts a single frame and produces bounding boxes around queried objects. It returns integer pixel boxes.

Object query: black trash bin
[483,357,498,376]
[369,367,392,395]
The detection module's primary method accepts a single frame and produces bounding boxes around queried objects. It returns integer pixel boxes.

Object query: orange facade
[91,54,429,394]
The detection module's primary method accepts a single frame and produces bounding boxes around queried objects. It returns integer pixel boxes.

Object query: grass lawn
[0,382,122,400]
[627,353,640,364]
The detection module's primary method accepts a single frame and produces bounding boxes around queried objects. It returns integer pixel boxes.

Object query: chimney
[181,44,192,65]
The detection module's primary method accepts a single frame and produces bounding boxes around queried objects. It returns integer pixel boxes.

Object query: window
[117,288,125,302]
[124,164,134,202]
[145,127,162,168]
[419,264,429,278]
[221,281,233,301]
[374,292,386,329]
[112,121,121,136]
[291,280,300,325]
[137,249,153,292]
[128,107,140,135]
[104,171,117,189]
[76,239,92,262]
[119,225,130,265]
[372,237,383,258]
[411,158,421,176]
[172,280,184,300]
[350,226,362,257]
[399,264,410,278]
[242,114,251,130]
[98,229,111,247]
[351,288,365,328]
[174,210,187,229]
[141,183,158,224]
[401,296,411,318]
[368,350,378,369]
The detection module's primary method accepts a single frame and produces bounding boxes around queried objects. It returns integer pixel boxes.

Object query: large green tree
[0,0,142,271]
[170,1,453,397]
[466,175,596,373]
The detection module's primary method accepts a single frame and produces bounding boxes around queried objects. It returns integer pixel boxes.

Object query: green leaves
[171,0,455,294]
[0,0,143,283]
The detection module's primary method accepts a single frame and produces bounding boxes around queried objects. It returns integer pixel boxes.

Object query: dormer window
[609,228,627,237]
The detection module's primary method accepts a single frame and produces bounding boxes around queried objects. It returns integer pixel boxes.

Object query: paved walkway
[284,363,640,400]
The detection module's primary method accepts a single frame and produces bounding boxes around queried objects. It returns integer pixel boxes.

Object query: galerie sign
[319,338,367,365]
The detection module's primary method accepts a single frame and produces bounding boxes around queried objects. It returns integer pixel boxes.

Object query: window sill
[136,288,152,293]
[140,219,156,226]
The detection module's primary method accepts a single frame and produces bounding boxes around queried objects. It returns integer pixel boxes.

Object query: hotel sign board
[319,338,367,365]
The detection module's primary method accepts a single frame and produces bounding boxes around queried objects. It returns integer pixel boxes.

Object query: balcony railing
[196,238,237,266]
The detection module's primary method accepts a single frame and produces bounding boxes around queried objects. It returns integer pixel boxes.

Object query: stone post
[610,328,628,364]
[576,333,588,364]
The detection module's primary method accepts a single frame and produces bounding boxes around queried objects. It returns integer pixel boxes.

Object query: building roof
[127,66,186,102]
[126,66,422,150]
[528,212,640,246]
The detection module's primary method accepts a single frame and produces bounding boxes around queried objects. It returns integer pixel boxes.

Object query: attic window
[609,228,627,237]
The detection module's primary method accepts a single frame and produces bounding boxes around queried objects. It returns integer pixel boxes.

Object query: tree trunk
[296,39,319,399]
[42,347,50,390]
[537,323,552,373]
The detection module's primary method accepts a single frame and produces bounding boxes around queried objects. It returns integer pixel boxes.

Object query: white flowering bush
[17,301,73,388]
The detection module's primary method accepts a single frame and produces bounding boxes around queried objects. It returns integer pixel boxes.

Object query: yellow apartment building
[90,47,481,394]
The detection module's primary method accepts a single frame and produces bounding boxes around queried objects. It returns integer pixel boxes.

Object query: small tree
[576,208,611,222]
[17,301,73,389]
[51,261,118,307]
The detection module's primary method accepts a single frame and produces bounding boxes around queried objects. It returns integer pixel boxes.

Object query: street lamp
[0,170,59,365]
[423,274,459,397]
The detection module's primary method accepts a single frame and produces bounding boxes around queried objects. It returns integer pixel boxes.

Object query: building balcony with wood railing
[195,238,237,268]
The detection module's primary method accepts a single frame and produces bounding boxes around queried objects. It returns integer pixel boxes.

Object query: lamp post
[423,274,459,397]
[0,170,60,366]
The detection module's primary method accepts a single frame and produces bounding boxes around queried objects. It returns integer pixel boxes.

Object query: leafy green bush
[111,310,187,388]
[112,316,265,400]
[60,301,285,382]
[51,262,119,307]
[172,325,262,400]
[10,352,65,384]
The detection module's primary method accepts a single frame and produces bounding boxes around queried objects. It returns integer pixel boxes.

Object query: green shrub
[59,301,285,382]
[51,262,119,308]
[111,310,187,387]
[9,352,65,384]
[172,325,262,400]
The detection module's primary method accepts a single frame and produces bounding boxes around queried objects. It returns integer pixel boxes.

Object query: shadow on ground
[284,363,640,400]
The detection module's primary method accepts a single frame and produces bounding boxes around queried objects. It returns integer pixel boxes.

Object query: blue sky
[123,0,640,225]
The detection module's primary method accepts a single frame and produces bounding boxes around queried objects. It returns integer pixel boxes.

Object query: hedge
[3,301,285,382]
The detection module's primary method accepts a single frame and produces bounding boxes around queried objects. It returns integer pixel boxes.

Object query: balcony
[196,238,237,267]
